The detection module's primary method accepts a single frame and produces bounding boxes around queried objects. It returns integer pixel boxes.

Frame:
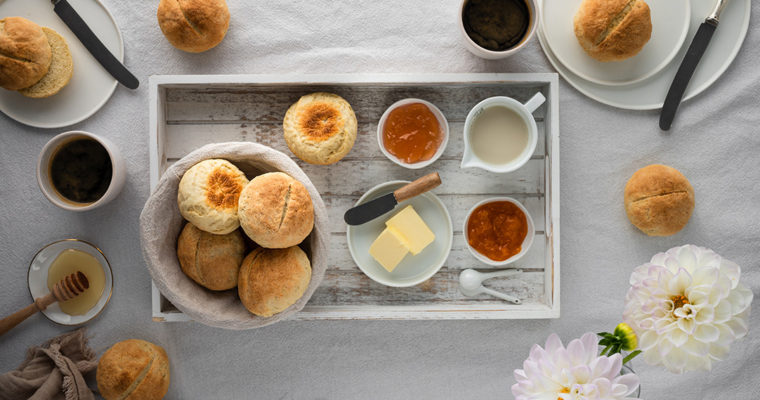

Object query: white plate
[0,0,124,128]
[538,0,751,110]
[542,0,690,86]
[347,181,453,288]
[27,239,113,326]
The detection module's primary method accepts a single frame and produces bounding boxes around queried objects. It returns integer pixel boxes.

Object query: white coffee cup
[461,92,545,173]
[458,0,539,60]
[37,131,126,212]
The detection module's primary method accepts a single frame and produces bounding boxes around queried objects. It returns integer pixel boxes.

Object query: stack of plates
[538,0,751,110]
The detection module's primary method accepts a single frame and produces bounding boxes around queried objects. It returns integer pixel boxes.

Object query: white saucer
[346,181,453,288]
[538,0,751,110]
[0,0,124,128]
[28,239,113,326]
[542,0,690,86]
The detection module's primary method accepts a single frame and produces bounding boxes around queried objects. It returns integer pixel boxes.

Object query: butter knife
[344,173,442,226]
[52,0,139,89]
[659,0,729,130]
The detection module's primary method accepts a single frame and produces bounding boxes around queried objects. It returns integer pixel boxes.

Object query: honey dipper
[0,271,89,336]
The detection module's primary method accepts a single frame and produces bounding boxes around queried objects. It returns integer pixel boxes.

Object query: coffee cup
[461,92,545,173]
[37,131,126,211]
[458,0,539,60]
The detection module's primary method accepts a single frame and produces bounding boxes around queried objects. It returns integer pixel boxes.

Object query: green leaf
[623,350,642,365]
[600,345,612,356]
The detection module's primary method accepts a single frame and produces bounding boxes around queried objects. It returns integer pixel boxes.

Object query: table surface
[1,1,758,399]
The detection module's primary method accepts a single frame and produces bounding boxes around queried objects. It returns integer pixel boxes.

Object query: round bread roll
[157,0,230,53]
[19,28,73,98]
[624,164,694,236]
[0,17,52,90]
[97,339,170,400]
[283,92,357,165]
[178,159,249,235]
[176,222,245,290]
[574,0,652,62]
[238,172,314,248]
[238,246,312,317]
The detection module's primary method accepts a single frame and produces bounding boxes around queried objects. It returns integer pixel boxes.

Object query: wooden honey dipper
[0,271,89,336]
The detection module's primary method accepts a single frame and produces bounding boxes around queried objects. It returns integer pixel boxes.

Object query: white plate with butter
[347,181,453,287]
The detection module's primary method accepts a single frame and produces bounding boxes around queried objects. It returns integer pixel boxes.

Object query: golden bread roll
[238,246,312,317]
[574,0,652,62]
[176,222,245,290]
[238,172,314,248]
[19,27,73,98]
[157,0,230,53]
[0,17,52,90]
[283,92,357,165]
[178,159,249,235]
[96,339,170,400]
[624,164,694,236]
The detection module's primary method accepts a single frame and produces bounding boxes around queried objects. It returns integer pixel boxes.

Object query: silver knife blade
[344,192,398,226]
[52,0,139,89]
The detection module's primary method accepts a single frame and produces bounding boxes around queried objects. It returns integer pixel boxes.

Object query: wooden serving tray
[148,74,559,321]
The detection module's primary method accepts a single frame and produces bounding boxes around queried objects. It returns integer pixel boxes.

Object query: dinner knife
[344,172,442,226]
[52,0,139,89]
[659,0,729,130]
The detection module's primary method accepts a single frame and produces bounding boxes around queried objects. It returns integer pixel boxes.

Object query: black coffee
[50,138,112,204]
[463,0,531,52]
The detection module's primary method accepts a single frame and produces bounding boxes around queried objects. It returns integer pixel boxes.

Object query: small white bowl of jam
[377,99,449,169]
[464,197,534,266]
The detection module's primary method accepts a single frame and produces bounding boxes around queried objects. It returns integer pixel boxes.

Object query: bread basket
[139,142,328,329]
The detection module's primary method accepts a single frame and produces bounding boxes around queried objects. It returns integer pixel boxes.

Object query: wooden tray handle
[394,172,442,203]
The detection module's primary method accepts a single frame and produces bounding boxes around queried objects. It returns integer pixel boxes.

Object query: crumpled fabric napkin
[0,328,97,400]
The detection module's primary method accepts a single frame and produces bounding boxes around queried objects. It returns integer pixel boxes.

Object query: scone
[19,27,73,98]
[238,246,312,317]
[624,164,694,236]
[283,92,357,165]
[178,159,249,235]
[574,0,652,62]
[157,0,230,53]
[97,339,170,400]
[0,17,52,90]
[177,222,245,290]
[238,172,314,248]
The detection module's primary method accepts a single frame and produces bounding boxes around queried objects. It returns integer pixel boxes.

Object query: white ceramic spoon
[458,268,522,304]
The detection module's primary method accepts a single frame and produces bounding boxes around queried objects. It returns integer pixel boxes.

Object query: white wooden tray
[148,73,560,321]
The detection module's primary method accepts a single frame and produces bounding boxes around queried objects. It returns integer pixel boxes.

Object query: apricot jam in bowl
[377,98,449,169]
[463,197,534,266]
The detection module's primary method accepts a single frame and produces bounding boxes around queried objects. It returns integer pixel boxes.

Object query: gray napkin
[0,328,97,400]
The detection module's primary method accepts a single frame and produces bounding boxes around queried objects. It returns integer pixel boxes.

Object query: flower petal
[695,324,720,343]
[668,268,692,294]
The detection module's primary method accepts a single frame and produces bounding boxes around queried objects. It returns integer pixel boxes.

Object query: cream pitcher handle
[523,92,546,113]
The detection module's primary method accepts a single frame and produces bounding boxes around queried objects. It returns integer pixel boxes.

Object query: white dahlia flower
[512,333,640,400]
[623,245,753,373]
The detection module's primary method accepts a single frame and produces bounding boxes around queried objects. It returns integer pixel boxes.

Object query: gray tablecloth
[1,1,758,398]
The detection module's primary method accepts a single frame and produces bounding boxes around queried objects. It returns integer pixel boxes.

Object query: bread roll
[283,92,357,165]
[178,159,249,235]
[624,164,694,236]
[238,172,314,248]
[0,17,52,90]
[97,339,170,400]
[176,222,245,290]
[574,0,652,62]
[157,0,230,53]
[19,28,73,98]
[238,246,312,317]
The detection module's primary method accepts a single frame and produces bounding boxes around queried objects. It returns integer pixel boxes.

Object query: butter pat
[369,228,409,272]
[385,205,435,255]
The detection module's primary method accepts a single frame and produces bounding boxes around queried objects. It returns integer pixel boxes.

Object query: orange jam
[467,201,528,261]
[382,103,443,164]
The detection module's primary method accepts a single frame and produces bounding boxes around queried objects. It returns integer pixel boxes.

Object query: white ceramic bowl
[347,181,453,287]
[458,0,539,60]
[463,197,535,266]
[139,142,329,330]
[37,131,126,212]
[377,98,449,169]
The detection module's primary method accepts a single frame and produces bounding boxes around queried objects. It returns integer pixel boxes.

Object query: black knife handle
[659,21,717,131]
[54,0,139,89]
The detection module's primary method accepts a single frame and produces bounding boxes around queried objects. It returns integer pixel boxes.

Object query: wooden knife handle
[0,294,56,336]
[394,172,442,203]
